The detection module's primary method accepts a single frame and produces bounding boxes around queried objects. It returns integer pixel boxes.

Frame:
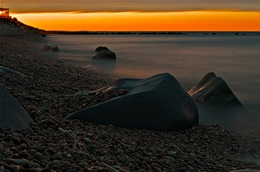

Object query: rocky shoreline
[1,22,260,171]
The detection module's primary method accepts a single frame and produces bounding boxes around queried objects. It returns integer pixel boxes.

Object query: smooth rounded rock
[65,73,199,131]
[42,45,59,52]
[92,50,116,60]
[95,46,110,52]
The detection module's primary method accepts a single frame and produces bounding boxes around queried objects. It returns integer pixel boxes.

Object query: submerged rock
[65,73,198,132]
[0,85,34,130]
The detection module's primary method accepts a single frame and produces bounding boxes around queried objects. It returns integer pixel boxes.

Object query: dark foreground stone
[188,72,249,128]
[0,85,34,130]
[65,73,198,131]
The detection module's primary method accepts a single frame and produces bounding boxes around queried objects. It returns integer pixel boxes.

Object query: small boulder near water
[95,46,110,52]
[188,72,249,127]
[0,85,34,130]
[42,45,59,52]
[92,46,116,60]
[65,73,199,132]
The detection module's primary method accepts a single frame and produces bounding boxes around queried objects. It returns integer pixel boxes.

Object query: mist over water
[44,34,260,136]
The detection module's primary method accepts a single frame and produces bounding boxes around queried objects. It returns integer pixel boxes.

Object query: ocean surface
[44,33,260,135]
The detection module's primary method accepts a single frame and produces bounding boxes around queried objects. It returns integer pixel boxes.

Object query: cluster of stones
[1,31,260,171]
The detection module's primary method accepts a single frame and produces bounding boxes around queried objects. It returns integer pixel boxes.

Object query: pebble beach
[1,20,260,172]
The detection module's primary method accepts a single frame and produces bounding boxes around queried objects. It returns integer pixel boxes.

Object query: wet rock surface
[188,72,252,130]
[93,47,116,60]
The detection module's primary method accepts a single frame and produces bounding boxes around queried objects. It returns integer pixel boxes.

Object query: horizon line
[47,30,260,33]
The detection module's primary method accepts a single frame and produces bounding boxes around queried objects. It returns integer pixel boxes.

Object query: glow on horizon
[12,11,260,31]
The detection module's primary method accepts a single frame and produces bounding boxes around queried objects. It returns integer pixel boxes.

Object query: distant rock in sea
[65,73,199,132]
[92,46,116,60]
[188,72,249,127]
[95,46,110,52]
[42,45,59,52]
[0,85,34,130]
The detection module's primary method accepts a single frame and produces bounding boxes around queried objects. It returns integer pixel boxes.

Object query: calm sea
[44,34,260,132]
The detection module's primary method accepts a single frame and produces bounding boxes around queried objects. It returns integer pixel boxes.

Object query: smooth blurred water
[44,34,260,120]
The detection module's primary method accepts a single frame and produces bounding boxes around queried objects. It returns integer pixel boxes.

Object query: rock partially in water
[0,85,34,130]
[95,46,110,52]
[188,72,249,128]
[42,45,59,52]
[65,73,198,132]
[189,72,241,103]
[92,50,116,60]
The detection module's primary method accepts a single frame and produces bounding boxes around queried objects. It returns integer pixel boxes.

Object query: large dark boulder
[188,72,249,127]
[0,85,34,130]
[92,50,116,60]
[42,45,59,52]
[65,73,199,132]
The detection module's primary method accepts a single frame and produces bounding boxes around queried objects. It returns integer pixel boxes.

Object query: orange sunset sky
[2,0,260,31]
